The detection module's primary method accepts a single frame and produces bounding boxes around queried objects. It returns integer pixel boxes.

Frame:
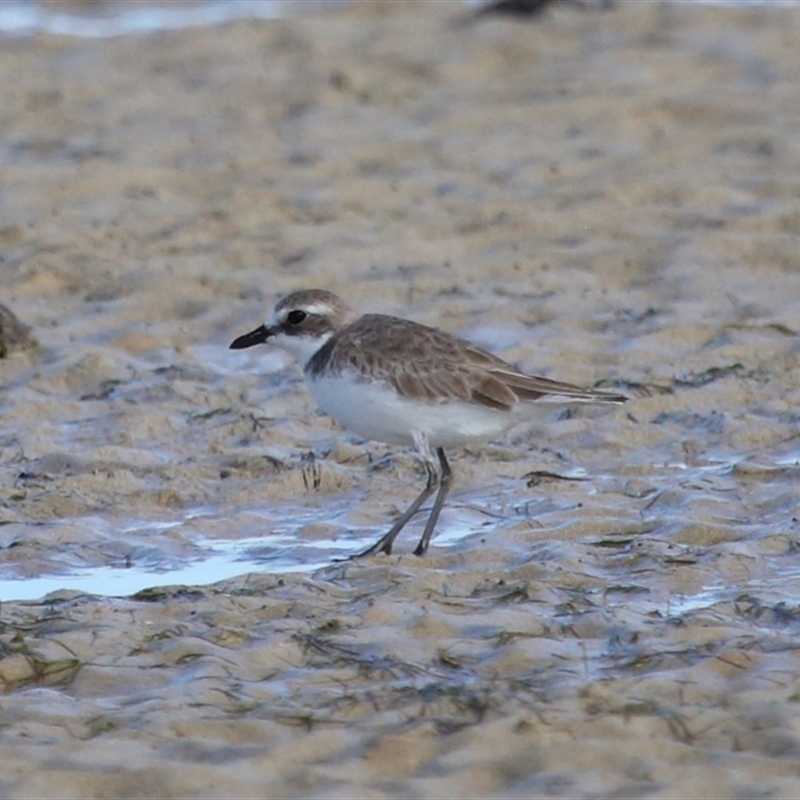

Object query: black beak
[229,324,271,350]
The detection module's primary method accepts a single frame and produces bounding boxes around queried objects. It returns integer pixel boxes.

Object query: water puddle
[0,534,323,603]
[1,526,490,603]
[0,497,492,602]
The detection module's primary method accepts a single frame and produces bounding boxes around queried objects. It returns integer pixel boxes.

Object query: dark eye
[286,309,307,326]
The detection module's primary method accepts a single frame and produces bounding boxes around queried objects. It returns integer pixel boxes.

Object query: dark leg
[350,457,439,558]
[413,448,452,557]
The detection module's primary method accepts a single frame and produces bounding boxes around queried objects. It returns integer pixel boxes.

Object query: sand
[2,1,800,796]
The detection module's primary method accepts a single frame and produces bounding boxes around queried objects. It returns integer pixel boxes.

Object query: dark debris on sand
[474,0,614,18]
[0,303,37,358]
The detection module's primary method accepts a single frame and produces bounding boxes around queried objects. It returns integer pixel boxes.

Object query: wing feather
[470,374,518,411]
[489,368,627,404]
[321,314,626,409]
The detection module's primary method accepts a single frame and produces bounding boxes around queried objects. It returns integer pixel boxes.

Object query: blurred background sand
[2,1,800,796]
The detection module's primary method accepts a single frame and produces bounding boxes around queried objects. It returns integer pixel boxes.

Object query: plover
[230,289,626,558]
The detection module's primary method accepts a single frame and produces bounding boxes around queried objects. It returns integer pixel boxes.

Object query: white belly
[306,372,524,448]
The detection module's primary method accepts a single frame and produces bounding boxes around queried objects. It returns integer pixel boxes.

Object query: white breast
[306,371,528,448]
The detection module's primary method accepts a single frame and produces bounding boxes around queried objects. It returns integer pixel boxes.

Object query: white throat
[268,330,332,369]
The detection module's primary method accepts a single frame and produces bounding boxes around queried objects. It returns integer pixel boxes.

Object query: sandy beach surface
[2,1,800,796]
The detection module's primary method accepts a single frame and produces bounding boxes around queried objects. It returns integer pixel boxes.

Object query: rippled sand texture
[3,1,800,797]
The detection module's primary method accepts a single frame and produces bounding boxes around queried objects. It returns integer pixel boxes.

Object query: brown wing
[322,314,626,410]
[485,366,628,405]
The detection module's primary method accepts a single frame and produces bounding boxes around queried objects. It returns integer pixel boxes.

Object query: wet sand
[2,1,800,796]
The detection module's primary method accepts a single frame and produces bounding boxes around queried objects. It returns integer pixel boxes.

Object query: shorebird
[230,289,626,557]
